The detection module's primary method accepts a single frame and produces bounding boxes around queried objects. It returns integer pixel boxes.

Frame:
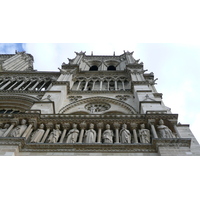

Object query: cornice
[0,137,192,153]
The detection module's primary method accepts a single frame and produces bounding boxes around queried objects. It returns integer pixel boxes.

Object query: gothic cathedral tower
[0,50,199,155]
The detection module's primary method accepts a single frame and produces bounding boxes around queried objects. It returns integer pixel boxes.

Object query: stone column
[130,123,138,143]
[78,122,87,143]
[76,80,82,91]
[113,122,120,143]
[41,123,53,143]
[148,120,158,138]
[23,79,34,90]
[114,80,118,91]
[3,123,16,137]
[168,119,181,138]
[38,80,47,91]
[97,122,104,143]
[99,79,103,91]
[0,79,12,90]
[173,125,181,138]
[59,123,70,143]
[13,78,28,90]
[92,80,96,90]
[83,80,89,91]
[29,79,41,90]
[121,80,125,91]
[22,123,33,138]
[7,79,19,90]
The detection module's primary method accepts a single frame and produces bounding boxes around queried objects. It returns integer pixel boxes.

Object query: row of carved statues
[0,119,177,144]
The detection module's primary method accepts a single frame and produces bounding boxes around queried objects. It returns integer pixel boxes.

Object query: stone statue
[102,124,114,143]
[84,123,96,143]
[66,123,79,143]
[138,124,150,143]
[157,119,176,138]
[47,124,61,143]
[119,124,131,143]
[11,119,27,137]
[0,123,10,137]
[30,124,45,143]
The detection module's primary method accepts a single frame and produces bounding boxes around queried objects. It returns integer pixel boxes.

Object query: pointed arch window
[107,65,116,71]
[89,65,98,71]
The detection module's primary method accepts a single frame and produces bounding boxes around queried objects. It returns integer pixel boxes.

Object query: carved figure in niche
[84,123,96,143]
[66,123,79,143]
[102,124,113,144]
[47,124,61,143]
[138,124,150,143]
[119,124,131,143]
[157,119,176,138]
[30,124,45,143]
[0,123,10,136]
[11,119,27,137]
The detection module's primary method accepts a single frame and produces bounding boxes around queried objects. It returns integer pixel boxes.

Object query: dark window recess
[107,65,116,71]
[89,65,98,71]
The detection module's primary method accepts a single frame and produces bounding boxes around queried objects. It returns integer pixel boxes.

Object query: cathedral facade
[0,50,199,156]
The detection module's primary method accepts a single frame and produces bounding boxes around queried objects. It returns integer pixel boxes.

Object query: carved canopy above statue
[59,97,137,115]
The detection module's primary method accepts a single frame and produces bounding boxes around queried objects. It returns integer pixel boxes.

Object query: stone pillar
[23,79,34,90]
[121,80,125,91]
[78,122,87,143]
[99,79,103,91]
[107,80,110,91]
[149,120,158,138]
[3,123,16,137]
[168,119,181,138]
[59,123,70,143]
[38,80,47,91]
[22,123,33,138]
[0,79,12,90]
[84,80,89,91]
[92,80,96,90]
[76,80,82,91]
[113,122,120,143]
[114,80,118,91]
[29,79,41,90]
[41,123,53,143]
[97,122,104,143]
[7,79,19,90]
[13,78,28,90]
[130,123,138,143]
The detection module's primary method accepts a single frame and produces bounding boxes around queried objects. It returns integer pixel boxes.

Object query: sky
[1,1,200,199]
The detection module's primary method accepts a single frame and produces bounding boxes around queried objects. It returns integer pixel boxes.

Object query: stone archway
[59,96,137,114]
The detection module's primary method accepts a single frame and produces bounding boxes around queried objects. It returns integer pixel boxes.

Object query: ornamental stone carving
[47,124,61,143]
[85,103,111,113]
[157,119,175,138]
[83,123,96,143]
[102,124,114,144]
[138,124,150,143]
[0,123,9,136]
[66,123,79,143]
[30,124,45,143]
[119,124,131,143]
[11,119,27,137]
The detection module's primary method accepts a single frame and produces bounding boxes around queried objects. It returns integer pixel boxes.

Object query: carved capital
[62,123,70,129]
[10,118,19,126]
[130,123,137,129]
[46,122,54,129]
[97,122,104,129]
[113,122,120,129]
[80,122,87,129]
[148,119,156,126]
[28,118,37,129]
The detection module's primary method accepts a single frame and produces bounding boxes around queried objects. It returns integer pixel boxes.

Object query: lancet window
[72,76,130,91]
